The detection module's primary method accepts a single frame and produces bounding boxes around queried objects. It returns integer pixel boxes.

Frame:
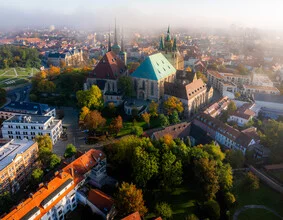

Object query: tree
[234,92,241,98]
[169,110,180,124]
[149,101,159,117]
[118,76,134,97]
[224,192,236,208]
[115,182,147,217]
[109,115,123,135]
[64,144,77,158]
[107,102,116,117]
[132,146,159,187]
[142,112,151,128]
[160,151,183,190]
[218,164,233,191]
[31,168,44,183]
[0,192,14,215]
[193,158,219,200]
[48,65,60,78]
[37,80,56,93]
[159,114,169,127]
[203,200,220,220]
[84,110,106,131]
[0,88,6,106]
[35,135,53,151]
[196,71,208,83]
[49,154,61,169]
[155,202,172,219]
[164,96,184,115]
[186,214,199,220]
[227,101,237,113]
[132,126,143,136]
[225,150,245,169]
[79,106,90,121]
[60,60,66,68]
[243,172,259,190]
[203,143,225,163]
[38,147,53,167]
[76,85,103,110]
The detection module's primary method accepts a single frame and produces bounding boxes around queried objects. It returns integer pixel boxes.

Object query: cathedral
[159,26,184,70]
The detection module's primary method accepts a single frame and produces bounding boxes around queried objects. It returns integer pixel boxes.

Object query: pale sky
[0,0,283,30]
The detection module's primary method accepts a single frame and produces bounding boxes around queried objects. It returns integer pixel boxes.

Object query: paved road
[233,205,283,220]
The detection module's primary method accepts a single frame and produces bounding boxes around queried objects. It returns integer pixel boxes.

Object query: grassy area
[238,208,281,220]
[117,121,146,137]
[145,185,198,220]
[232,173,283,218]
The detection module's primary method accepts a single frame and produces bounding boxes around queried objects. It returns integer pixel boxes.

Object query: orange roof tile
[87,189,114,212]
[121,212,141,220]
[2,172,74,220]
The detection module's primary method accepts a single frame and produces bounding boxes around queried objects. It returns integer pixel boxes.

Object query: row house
[0,139,38,194]
[228,103,256,127]
[2,115,62,144]
[193,113,255,154]
[203,96,230,118]
[2,149,115,220]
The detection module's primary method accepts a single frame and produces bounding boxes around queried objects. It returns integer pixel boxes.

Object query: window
[151,82,154,96]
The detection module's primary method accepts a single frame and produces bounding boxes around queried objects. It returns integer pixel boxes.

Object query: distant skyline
[1,0,283,30]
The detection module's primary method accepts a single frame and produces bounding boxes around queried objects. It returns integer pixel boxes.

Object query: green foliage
[236,64,249,75]
[76,85,103,110]
[84,110,106,131]
[35,134,53,151]
[227,101,237,112]
[225,150,245,168]
[155,202,173,219]
[115,182,147,217]
[132,146,159,187]
[234,92,241,98]
[169,110,181,124]
[160,151,183,190]
[186,214,199,220]
[118,76,134,97]
[79,106,90,121]
[224,192,236,208]
[164,96,184,115]
[149,100,159,117]
[203,200,221,220]
[202,144,225,163]
[159,114,169,127]
[196,71,208,83]
[218,163,233,191]
[132,126,143,136]
[0,45,41,68]
[243,172,259,190]
[0,192,14,215]
[0,88,6,106]
[31,168,44,183]
[49,154,61,169]
[64,144,77,158]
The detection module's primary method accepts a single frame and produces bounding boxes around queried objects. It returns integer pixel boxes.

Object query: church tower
[119,28,127,66]
[112,19,121,55]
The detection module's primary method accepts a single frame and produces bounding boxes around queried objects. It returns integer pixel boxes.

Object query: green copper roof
[131,53,176,81]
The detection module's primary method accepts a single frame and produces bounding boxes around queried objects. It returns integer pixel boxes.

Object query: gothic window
[151,82,154,96]
[108,83,111,91]
[142,80,146,89]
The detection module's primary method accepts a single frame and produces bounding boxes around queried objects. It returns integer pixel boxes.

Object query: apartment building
[2,115,62,144]
[0,139,38,194]
[207,70,224,91]
[242,85,280,95]
[204,96,230,118]
[194,113,255,154]
[2,149,109,220]
[0,101,56,120]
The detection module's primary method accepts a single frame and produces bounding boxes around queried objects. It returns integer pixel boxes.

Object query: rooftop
[131,53,176,81]
[0,101,54,116]
[0,139,37,171]
[207,70,224,79]
[4,115,52,124]
[121,212,141,220]
[254,93,283,104]
[243,84,279,92]
[87,189,114,214]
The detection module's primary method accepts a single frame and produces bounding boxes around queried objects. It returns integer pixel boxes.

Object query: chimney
[69,167,74,177]
[54,171,59,176]
[38,182,44,189]
[44,182,49,189]
[59,171,63,179]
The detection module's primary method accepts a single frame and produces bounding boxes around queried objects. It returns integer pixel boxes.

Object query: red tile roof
[121,212,141,220]
[91,51,126,80]
[87,189,114,212]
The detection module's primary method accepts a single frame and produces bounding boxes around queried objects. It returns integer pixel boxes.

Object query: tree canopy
[118,76,134,97]
[76,85,104,110]
[64,144,77,158]
[164,96,184,115]
[84,110,106,131]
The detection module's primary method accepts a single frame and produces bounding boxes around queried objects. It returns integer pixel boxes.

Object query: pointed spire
[166,25,171,41]
[173,36,177,51]
[121,27,124,52]
[159,36,164,50]
[108,26,111,52]
[167,25,170,34]
[114,18,118,45]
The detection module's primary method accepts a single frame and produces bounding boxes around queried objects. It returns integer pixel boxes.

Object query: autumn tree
[48,65,60,78]
[35,134,53,151]
[142,112,151,128]
[76,85,103,110]
[109,115,123,135]
[193,158,219,200]
[234,92,241,98]
[132,126,143,137]
[115,182,147,217]
[218,163,233,191]
[37,80,56,93]
[132,146,159,187]
[84,110,106,131]
[243,172,259,190]
[164,96,184,115]
[79,106,90,121]
[149,100,159,117]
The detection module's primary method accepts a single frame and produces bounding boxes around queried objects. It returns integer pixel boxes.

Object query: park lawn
[0,78,29,88]
[145,185,198,220]
[117,121,147,137]
[238,208,281,220]
[232,173,283,217]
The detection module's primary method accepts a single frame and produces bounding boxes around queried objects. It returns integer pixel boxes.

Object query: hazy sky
[1,0,283,30]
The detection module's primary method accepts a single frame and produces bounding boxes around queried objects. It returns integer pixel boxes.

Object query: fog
[1,0,283,31]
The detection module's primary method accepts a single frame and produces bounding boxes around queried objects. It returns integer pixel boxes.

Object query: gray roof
[0,140,36,171]
[0,101,54,115]
[254,93,283,104]
[21,207,40,220]
[4,115,51,124]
